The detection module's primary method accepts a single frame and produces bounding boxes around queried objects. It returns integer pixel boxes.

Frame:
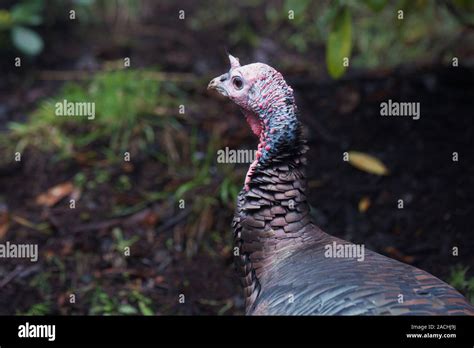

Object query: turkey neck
[234,99,315,311]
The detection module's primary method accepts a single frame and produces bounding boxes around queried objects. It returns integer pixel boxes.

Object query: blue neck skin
[246,74,301,167]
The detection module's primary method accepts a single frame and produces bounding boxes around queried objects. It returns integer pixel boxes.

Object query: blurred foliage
[2,0,473,74]
[190,0,474,78]
[0,0,139,56]
[0,0,44,55]
[7,69,182,161]
[449,265,474,304]
[88,287,154,315]
[112,227,139,254]
[20,302,52,315]
[218,176,240,206]
[326,6,352,78]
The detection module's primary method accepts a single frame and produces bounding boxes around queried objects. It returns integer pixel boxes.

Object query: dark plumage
[208,55,474,315]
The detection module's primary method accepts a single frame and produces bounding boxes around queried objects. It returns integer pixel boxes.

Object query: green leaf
[219,178,229,204]
[467,278,474,292]
[454,0,474,11]
[118,304,138,315]
[326,6,352,79]
[284,0,311,20]
[11,26,44,56]
[0,10,13,30]
[449,266,468,290]
[11,1,43,26]
[73,0,95,5]
[364,0,388,12]
[138,301,154,316]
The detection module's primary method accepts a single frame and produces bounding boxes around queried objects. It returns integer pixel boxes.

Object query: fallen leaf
[44,249,55,260]
[11,215,36,229]
[0,204,9,240]
[358,196,371,213]
[74,151,97,165]
[70,188,82,201]
[0,220,8,240]
[348,151,389,176]
[384,246,415,264]
[122,162,134,173]
[143,211,159,227]
[154,106,173,115]
[155,276,165,284]
[36,182,75,207]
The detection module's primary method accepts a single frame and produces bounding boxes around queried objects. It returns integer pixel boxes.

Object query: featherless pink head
[208,54,300,170]
[208,54,292,114]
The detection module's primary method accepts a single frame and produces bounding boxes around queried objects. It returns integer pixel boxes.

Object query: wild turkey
[208,55,474,315]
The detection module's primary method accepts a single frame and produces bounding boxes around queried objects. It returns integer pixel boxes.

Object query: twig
[0,264,39,288]
[70,205,158,233]
[156,209,191,234]
[37,70,197,83]
[71,218,122,233]
[0,265,24,288]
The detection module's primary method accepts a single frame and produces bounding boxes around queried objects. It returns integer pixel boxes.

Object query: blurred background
[0,0,473,315]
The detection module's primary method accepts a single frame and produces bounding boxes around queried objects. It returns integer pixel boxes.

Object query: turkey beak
[207,77,219,90]
[207,74,229,97]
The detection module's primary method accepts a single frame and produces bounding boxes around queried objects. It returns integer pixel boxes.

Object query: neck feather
[234,70,316,312]
[249,70,299,165]
[241,73,300,190]
[234,119,313,312]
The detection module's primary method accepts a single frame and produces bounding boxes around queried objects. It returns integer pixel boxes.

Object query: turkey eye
[232,76,243,90]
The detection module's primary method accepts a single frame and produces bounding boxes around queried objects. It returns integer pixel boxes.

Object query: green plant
[89,287,121,315]
[112,227,139,253]
[88,286,154,315]
[326,5,352,79]
[20,302,52,315]
[21,272,53,315]
[8,69,181,161]
[190,0,473,79]
[449,265,474,304]
[301,0,474,78]
[130,290,154,316]
[117,174,132,191]
[0,0,44,55]
[174,133,217,201]
[218,176,240,205]
[29,271,52,296]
